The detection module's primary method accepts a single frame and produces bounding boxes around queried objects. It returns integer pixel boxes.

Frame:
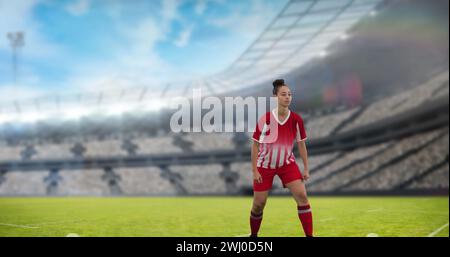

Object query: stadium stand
[406,157,449,190]
[83,137,127,158]
[0,142,23,162]
[0,170,47,196]
[0,127,447,196]
[219,163,241,194]
[101,167,123,195]
[134,134,183,155]
[170,164,228,194]
[34,140,78,160]
[338,72,449,133]
[58,169,111,196]
[303,107,362,139]
[308,127,447,192]
[308,142,392,184]
[116,167,177,196]
[344,129,449,191]
[182,133,236,152]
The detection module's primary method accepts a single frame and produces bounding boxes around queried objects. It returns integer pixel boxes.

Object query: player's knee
[295,192,308,204]
[252,200,267,212]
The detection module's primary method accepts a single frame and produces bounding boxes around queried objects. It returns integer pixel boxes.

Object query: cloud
[193,0,227,17]
[162,0,181,22]
[174,24,194,48]
[195,0,207,15]
[63,8,191,94]
[65,0,91,16]
[125,17,167,52]
[207,0,281,39]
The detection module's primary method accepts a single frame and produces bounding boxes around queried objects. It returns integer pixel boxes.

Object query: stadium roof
[0,0,384,124]
[207,0,384,95]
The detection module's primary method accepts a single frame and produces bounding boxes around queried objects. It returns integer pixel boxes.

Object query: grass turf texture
[0,196,448,237]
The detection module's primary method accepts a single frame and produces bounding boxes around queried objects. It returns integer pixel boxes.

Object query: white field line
[366,208,384,213]
[388,209,448,215]
[0,223,40,229]
[318,217,335,222]
[25,219,87,226]
[234,234,250,237]
[427,223,449,237]
[1,219,89,230]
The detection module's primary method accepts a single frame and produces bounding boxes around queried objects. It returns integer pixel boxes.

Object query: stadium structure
[0,0,448,198]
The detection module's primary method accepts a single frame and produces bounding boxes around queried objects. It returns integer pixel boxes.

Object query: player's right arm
[251,141,262,183]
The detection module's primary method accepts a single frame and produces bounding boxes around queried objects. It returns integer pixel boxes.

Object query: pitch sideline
[0,223,40,229]
[427,222,449,237]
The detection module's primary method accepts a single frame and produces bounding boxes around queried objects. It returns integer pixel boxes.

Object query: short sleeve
[295,114,307,142]
[252,121,262,143]
[252,114,269,143]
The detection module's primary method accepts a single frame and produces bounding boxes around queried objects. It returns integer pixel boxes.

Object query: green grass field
[0,196,448,237]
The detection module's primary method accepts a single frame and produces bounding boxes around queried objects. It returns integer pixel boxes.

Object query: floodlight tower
[7,32,25,84]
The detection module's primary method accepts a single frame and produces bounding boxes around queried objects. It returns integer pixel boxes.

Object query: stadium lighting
[6,32,25,84]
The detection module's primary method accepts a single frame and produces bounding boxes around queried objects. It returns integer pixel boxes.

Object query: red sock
[250,211,263,236]
[297,204,313,237]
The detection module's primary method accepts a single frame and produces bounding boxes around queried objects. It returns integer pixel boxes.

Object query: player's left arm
[296,113,310,181]
[297,140,310,181]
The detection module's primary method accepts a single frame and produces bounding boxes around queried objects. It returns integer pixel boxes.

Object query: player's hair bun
[272,79,285,95]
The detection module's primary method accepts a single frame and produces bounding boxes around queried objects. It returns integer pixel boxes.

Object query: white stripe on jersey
[270,146,279,169]
[289,153,295,163]
[259,124,268,143]
[257,144,267,167]
[296,123,301,142]
[262,145,271,168]
[278,147,285,167]
[286,148,291,165]
[256,123,270,168]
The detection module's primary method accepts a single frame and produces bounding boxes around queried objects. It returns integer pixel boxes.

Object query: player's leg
[285,179,309,206]
[252,190,269,214]
[285,180,313,237]
[250,166,275,237]
[250,190,269,237]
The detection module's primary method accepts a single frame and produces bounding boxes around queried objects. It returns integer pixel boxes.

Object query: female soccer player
[249,79,313,237]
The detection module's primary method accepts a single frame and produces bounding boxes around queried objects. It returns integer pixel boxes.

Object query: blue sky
[0,0,288,102]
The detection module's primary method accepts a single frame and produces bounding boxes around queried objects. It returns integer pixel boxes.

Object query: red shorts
[253,162,303,192]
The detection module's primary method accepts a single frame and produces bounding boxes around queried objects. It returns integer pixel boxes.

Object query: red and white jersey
[252,109,307,169]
